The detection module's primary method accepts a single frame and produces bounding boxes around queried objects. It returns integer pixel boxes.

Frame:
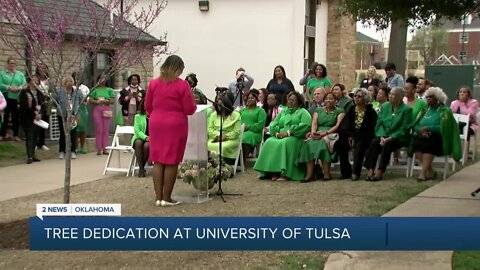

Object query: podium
[173,105,210,203]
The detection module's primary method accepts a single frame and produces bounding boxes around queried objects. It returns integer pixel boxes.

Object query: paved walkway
[0,152,132,201]
[324,161,480,270]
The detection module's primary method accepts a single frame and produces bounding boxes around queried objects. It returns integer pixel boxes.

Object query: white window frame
[459,33,469,44]
[459,51,468,61]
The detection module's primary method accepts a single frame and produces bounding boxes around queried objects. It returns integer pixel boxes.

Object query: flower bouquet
[177,151,233,191]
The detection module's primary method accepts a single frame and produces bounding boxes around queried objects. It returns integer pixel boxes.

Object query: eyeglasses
[354,95,364,98]
[425,95,433,99]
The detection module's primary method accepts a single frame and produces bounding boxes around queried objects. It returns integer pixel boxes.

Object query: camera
[236,74,244,83]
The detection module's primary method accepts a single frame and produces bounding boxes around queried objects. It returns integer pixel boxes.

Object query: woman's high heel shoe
[161,200,182,206]
[155,200,162,207]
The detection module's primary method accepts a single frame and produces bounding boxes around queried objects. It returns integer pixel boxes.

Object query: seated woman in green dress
[403,76,427,121]
[131,101,149,178]
[207,94,241,164]
[297,92,345,181]
[240,89,267,164]
[411,87,461,181]
[253,91,312,181]
[364,87,413,181]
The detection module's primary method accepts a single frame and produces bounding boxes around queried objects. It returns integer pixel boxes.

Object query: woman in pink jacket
[450,86,478,140]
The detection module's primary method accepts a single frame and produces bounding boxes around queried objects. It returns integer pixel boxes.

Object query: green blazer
[131,114,148,145]
[375,102,413,144]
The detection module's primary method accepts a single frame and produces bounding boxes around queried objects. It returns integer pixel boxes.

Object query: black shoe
[32,157,40,162]
[370,176,382,181]
[26,158,33,164]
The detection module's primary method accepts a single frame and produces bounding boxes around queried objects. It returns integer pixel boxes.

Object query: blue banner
[29,217,480,250]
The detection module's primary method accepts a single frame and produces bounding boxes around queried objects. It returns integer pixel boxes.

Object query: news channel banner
[31,204,480,251]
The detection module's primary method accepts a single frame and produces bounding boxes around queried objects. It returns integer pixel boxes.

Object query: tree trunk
[63,110,72,203]
[388,20,408,78]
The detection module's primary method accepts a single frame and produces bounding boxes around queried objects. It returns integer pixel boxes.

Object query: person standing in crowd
[89,74,115,155]
[307,87,325,115]
[119,74,144,127]
[207,93,241,164]
[266,65,295,106]
[56,75,82,160]
[384,62,404,88]
[72,72,90,154]
[299,61,318,87]
[0,57,26,141]
[368,85,379,109]
[132,100,150,178]
[332,83,354,113]
[450,86,479,141]
[337,88,377,180]
[306,64,332,106]
[257,88,268,107]
[240,89,267,164]
[297,92,344,181]
[412,87,461,181]
[35,64,51,151]
[263,92,282,140]
[364,87,412,181]
[360,66,381,89]
[0,91,5,129]
[416,78,433,100]
[228,67,254,108]
[374,86,390,112]
[254,91,311,181]
[403,76,427,121]
[145,55,197,207]
[19,74,45,164]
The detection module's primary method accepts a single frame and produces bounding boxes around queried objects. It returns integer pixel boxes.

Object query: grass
[279,253,329,270]
[361,177,438,216]
[453,251,480,270]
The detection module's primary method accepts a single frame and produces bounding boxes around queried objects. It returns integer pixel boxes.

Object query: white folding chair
[233,125,245,175]
[409,153,454,180]
[252,131,265,158]
[452,113,470,165]
[103,125,136,176]
[130,156,153,177]
[388,147,412,178]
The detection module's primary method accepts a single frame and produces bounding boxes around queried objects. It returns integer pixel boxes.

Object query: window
[459,33,469,44]
[462,15,472,25]
[459,51,468,61]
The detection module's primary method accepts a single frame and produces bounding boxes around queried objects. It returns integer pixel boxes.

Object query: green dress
[207,111,241,159]
[253,107,312,181]
[297,107,344,164]
[240,106,267,146]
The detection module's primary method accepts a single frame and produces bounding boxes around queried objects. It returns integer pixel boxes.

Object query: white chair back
[453,113,470,165]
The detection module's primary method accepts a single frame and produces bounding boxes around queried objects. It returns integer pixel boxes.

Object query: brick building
[444,14,480,64]
[355,32,385,70]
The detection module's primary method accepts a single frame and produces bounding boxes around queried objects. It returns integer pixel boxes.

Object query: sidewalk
[324,161,480,270]
[0,152,132,202]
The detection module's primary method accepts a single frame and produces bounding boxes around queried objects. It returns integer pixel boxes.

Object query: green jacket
[375,102,413,144]
[131,114,148,145]
[409,104,462,161]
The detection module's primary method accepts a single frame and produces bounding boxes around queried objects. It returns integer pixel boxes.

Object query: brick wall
[326,0,356,90]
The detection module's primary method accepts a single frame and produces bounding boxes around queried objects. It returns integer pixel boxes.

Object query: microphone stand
[205,95,243,203]
[472,187,480,197]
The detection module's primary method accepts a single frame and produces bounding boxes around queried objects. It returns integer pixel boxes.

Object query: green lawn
[453,251,480,270]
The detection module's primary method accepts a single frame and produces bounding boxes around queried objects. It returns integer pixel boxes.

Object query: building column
[326,0,356,89]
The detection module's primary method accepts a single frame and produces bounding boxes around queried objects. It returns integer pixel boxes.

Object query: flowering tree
[0,0,169,203]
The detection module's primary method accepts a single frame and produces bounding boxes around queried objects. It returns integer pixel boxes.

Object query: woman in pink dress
[145,55,197,207]
[450,86,479,140]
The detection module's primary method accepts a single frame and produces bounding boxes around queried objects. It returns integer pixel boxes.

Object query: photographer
[228,67,254,108]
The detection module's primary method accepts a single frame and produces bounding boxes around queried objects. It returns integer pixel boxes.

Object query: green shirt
[90,87,115,100]
[0,70,26,99]
[306,77,332,100]
[414,105,441,134]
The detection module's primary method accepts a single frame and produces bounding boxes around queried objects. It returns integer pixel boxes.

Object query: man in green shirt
[0,57,26,141]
